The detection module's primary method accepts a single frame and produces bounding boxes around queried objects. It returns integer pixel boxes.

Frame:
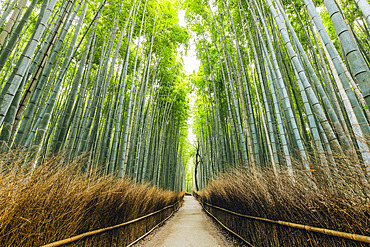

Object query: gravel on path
[134,195,237,247]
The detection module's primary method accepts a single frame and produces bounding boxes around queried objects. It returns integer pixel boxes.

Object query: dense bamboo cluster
[187,0,370,189]
[0,0,189,191]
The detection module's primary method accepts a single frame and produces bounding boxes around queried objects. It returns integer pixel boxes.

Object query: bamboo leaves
[188,0,370,189]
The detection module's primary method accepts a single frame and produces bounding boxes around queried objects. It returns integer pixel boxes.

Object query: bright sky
[178,9,199,144]
[178,10,200,75]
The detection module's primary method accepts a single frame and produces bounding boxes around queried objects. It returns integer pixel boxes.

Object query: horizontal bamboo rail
[126,199,183,247]
[41,200,182,247]
[201,202,254,247]
[193,191,370,244]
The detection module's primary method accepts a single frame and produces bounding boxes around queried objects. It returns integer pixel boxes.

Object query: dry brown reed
[0,154,183,246]
[197,156,370,246]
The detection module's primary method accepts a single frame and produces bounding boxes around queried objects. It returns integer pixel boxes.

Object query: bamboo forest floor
[135,196,236,247]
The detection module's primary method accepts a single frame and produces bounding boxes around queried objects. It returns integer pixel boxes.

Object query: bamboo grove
[0,0,190,191]
[187,0,370,190]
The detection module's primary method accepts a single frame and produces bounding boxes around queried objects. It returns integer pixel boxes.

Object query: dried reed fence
[0,154,184,246]
[42,200,183,247]
[195,166,370,246]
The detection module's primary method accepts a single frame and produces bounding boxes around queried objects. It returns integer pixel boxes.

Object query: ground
[134,195,239,247]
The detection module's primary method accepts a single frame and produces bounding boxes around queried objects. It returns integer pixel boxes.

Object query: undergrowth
[197,164,370,246]
[0,154,184,246]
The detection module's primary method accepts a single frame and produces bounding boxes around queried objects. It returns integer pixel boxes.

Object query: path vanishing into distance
[137,196,234,247]
[1,0,370,245]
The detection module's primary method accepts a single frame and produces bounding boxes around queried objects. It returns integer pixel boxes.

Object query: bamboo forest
[0,0,369,245]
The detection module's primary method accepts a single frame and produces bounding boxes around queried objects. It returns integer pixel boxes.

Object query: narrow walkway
[138,196,233,247]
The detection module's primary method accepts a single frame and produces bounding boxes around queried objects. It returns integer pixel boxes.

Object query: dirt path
[136,195,235,247]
